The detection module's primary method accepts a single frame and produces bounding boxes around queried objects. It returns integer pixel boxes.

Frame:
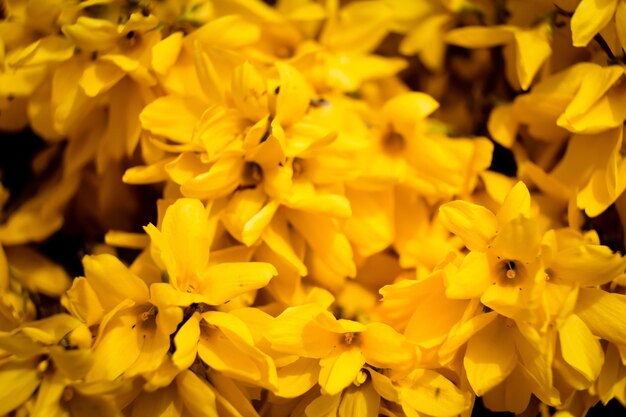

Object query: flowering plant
[1,1,626,416]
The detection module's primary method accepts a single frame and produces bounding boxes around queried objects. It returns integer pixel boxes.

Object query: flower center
[242,162,263,186]
[383,130,405,155]
[496,259,524,285]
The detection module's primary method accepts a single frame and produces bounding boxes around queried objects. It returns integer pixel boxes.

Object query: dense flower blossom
[1,0,626,416]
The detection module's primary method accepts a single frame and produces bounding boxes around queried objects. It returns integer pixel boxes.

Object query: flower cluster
[1,0,626,416]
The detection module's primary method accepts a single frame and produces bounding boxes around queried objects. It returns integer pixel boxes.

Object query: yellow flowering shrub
[1,0,626,416]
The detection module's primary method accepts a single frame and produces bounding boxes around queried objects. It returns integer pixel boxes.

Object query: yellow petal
[140,96,206,143]
[617,1,626,52]
[319,347,365,395]
[338,381,380,417]
[401,272,469,349]
[559,314,603,382]
[198,311,277,390]
[273,62,312,126]
[445,252,492,299]
[287,210,356,278]
[399,369,471,417]
[152,32,184,75]
[87,309,142,381]
[104,231,150,250]
[514,322,558,404]
[267,304,338,358]
[221,188,276,246]
[6,246,70,296]
[178,155,245,200]
[231,61,269,121]
[552,243,626,286]
[0,359,40,415]
[9,35,74,67]
[464,318,516,395]
[576,288,626,346]
[199,262,276,304]
[123,160,172,185]
[159,198,211,285]
[438,201,497,251]
[62,17,118,51]
[496,181,531,225]
[490,217,540,263]
[275,357,320,398]
[30,371,65,417]
[361,322,416,370]
[487,104,519,148]
[571,0,618,46]
[382,92,439,135]
[82,254,149,309]
[343,188,393,257]
[439,311,498,364]
[176,370,219,417]
[284,182,352,219]
[262,211,308,276]
[79,60,125,97]
[445,26,514,48]
[131,385,182,417]
[556,64,623,131]
[320,0,392,53]
[63,277,105,326]
[172,314,200,371]
[513,24,552,90]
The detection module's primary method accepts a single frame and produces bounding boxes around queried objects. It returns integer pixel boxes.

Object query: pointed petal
[445,252,492,299]
[199,262,276,304]
[287,210,356,278]
[176,370,219,417]
[6,246,70,296]
[275,357,320,398]
[571,0,617,46]
[0,359,40,415]
[576,288,626,346]
[319,347,365,395]
[152,32,184,76]
[361,322,416,370]
[82,254,149,310]
[496,181,531,225]
[490,217,540,263]
[438,201,497,251]
[231,61,268,121]
[559,314,603,382]
[140,96,205,143]
[262,211,307,276]
[273,62,311,126]
[160,198,211,284]
[172,313,200,371]
[382,92,439,135]
[552,242,626,286]
[464,319,516,395]
[513,25,552,90]
[131,385,182,417]
[338,381,380,417]
[399,369,472,417]
[488,104,519,148]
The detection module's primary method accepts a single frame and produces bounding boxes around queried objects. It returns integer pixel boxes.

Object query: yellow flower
[169,308,279,390]
[267,303,416,396]
[144,198,277,306]
[439,181,546,321]
[63,254,182,381]
[0,314,92,416]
